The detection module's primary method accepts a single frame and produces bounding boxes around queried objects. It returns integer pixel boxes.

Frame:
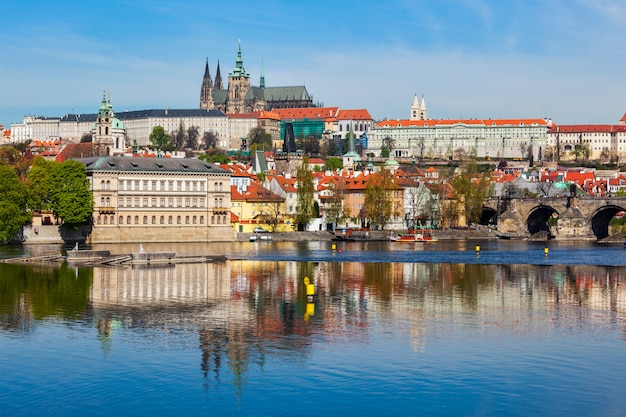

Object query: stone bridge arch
[590,204,626,240]
[527,205,559,236]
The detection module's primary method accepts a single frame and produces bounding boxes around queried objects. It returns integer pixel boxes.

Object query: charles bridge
[482,195,626,241]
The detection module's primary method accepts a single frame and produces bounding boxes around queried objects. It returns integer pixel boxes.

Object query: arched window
[160,216,164,224]
[185,216,190,224]
[177,216,181,224]
[217,216,221,224]
[151,216,156,224]
[119,216,123,224]
[134,216,139,224]
[200,216,204,224]
[100,197,105,206]
[103,216,108,225]
[168,216,173,224]
[96,216,101,224]
[223,215,227,224]
[127,216,131,224]
[106,180,110,190]
[106,197,110,207]
[192,216,197,224]
[100,180,105,189]
[143,216,148,224]
[110,216,114,224]
[211,216,215,224]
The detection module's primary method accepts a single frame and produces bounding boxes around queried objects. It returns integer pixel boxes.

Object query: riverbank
[237,227,497,242]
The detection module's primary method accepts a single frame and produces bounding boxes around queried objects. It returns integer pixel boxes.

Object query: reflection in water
[1,260,626,403]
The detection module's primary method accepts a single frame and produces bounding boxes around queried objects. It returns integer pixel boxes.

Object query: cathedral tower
[226,41,251,114]
[200,58,214,110]
[214,60,223,90]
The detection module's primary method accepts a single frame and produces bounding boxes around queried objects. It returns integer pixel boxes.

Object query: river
[1,240,625,416]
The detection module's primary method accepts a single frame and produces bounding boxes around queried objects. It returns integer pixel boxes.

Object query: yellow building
[230,183,293,233]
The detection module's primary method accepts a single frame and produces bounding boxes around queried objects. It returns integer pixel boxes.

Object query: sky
[2,0,626,128]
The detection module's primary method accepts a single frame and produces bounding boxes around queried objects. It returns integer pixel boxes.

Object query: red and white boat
[390,230,437,242]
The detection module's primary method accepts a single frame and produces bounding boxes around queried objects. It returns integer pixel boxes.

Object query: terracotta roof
[548,124,626,133]
[230,183,284,202]
[336,109,373,120]
[273,107,338,120]
[376,118,549,128]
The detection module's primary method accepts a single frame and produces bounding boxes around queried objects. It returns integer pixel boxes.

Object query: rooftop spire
[230,40,249,77]
[260,57,265,89]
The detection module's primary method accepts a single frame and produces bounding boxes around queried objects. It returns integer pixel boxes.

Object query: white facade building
[369,118,550,161]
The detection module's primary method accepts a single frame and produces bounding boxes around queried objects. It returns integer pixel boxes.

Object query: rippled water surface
[1,241,625,416]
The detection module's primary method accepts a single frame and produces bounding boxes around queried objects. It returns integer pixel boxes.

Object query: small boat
[390,231,437,242]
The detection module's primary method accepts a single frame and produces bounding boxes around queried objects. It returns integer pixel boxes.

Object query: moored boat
[390,230,437,242]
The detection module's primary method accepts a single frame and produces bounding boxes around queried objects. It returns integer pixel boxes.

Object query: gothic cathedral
[200,42,314,114]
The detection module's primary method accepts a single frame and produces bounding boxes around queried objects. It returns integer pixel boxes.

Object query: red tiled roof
[548,124,626,133]
[273,107,338,120]
[376,118,549,128]
[336,109,373,120]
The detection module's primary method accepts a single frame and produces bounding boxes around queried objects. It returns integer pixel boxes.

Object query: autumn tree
[364,168,396,230]
[450,159,493,225]
[324,179,350,229]
[295,156,315,230]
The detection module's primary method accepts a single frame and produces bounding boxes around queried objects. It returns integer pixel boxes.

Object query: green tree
[48,160,94,228]
[198,149,230,164]
[149,126,173,153]
[325,157,342,171]
[26,156,55,212]
[203,131,218,149]
[0,164,31,243]
[364,168,395,230]
[295,156,315,229]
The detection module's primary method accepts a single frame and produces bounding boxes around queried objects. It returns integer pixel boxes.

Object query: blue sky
[2,0,626,128]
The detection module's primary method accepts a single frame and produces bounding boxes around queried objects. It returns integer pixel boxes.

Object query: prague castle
[200,42,314,114]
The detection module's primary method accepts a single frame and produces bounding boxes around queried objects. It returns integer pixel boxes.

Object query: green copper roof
[229,41,249,78]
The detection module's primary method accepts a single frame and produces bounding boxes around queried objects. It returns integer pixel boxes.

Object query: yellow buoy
[331,244,336,252]
[544,247,549,257]
[475,245,480,255]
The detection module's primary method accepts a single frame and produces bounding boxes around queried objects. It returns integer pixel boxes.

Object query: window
[192,198,197,207]
[200,182,205,191]
[177,216,181,224]
[119,216,123,224]
[160,216,164,224]
[200,216,204,224]
[151,198,156,207]
[185,198,190,207]
[100,197,105,206]
[200,198,205,207]
[168,198,173,207]
[134,180,139,190]
[143,216,148,224]
[168,216,173,224]
[103,216,107,225]
[152,180,157,190]
[177,198,182,207]
[192,182,197,191]
[185,216,190,224]
[185,181,190,191]
[177,181,182,191]
[192,216,197,224]
[143,180,148,190]
[143,198,148,207]
[152,216,156,224]
[127,216,131,224]
[134,216,139,224]
[160,198,165,207]
[110,216,114,224]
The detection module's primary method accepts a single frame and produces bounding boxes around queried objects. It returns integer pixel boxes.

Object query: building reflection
[80,261,626,392]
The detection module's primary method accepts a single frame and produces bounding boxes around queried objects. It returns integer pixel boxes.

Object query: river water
[1,240,625,416]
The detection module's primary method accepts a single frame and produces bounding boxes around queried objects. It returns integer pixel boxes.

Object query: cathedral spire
[230,40,249,77]
[214,60,223,90]
[200,58,214,110]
